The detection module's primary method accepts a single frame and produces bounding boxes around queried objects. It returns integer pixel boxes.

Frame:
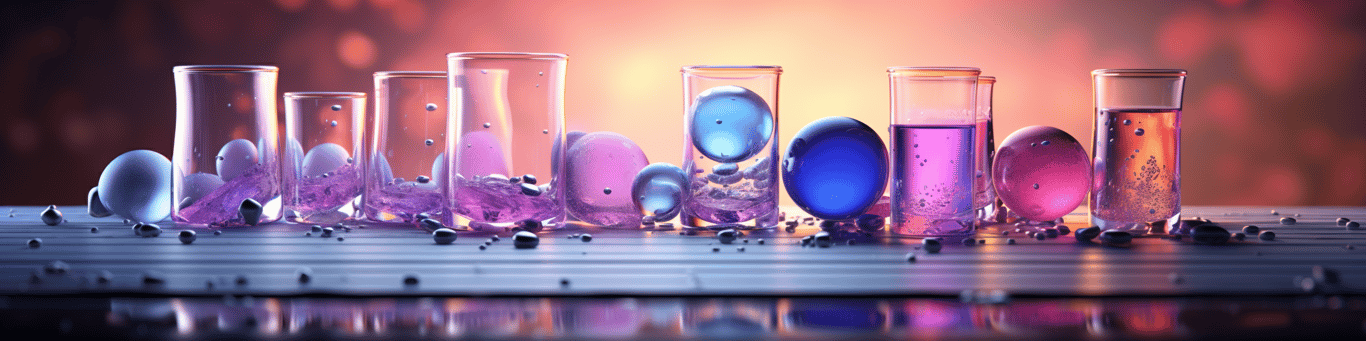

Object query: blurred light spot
[274,0,309,12]
[326,0,359,11]
[5,119,39,154]
[1156,6,1214,64]
[1215,0,1247,8]
[337,30,377,69]
[1203,84,1249,131]
[1236,2,1321,94]
[1327,142,1366,203]
[388,0,426,33]
[1254,165,1305,205]
[1296,127,1332,160]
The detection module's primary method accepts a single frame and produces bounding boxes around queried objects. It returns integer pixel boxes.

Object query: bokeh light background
[1,0,1364,207]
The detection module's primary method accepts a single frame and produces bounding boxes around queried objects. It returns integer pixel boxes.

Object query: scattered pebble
[403,274,419,285]
[43,260,70,275]
[1347,221,1361,230]
[296,267,312,283]
[521,174,537,185]
[491,235,500,242]
[519,183,542,196]
[800,235,813,246]
[819,220,839,232]
[921,238,942,253]
[213,230,222,236]
[813,231,832,248]
[138,223,162,238]
[178,230,196,244]
[513,231,540,248]
[419,218,443,231]
[520,219,544,232]
[311,225,323,233]
[1192,225,1230,245]
[432,228,458,244]
[305,232,312,237]
[1279,217,1296,225]
[321,227,334,237]
[1000,231,1009,236]
[1057,225,1071,236]
[337,237,344,241]
[90,227,99,233]
[239,198,263,226]
[1075,226,1101,242]
[142,271,165,284]
[560,278,570,287]
[236,275,249,285]
[88,187,112,217]
[856,214,884,232]
[1337,217,1351,226]
[1034,233,1045,241]
[40,205,63,226]
[1259,231,1276,241]
[1168,273,1184,284]
[847,240,857,246]
[712,247,720,252]
[905,253,917,262]
[1232,232,1246,241]
[1243,225,1260,234]
[580,234,593,242]
[961,238,976,246]
[1270,210,1278,215]
[1312,266,1341,285]
[757,239,765,245]
[1006,238,1016,245]
[1099,230,1133,244]
[737,247,745,252]
[1043,228,1059,238]
[478,245,486,250]
[97,270,112,284]
[717,229,738,244]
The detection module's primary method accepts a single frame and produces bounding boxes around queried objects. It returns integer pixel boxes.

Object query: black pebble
[1074,227,1101,242]
[1099,230,1133,244]
[1192,224,1231,245]
[27,238,41,248]
[403,274,419,285]
[1243,225,1259,234]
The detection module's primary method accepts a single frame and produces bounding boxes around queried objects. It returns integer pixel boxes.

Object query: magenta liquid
[364,181,444,224]
[175,163,280,227]
[451,175,562,227]
[287,163,362,223]
[1090,108,1180,233]
[890,124,976,235]
[973,118,996,214]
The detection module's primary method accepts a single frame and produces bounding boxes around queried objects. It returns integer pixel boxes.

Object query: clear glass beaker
[1090,69,1186,234]
[366,71,449,225]
[282,92,366,224]
[887,67,980,236]
[973,76,999,222]
[680,66,782,230]
[172,65,282,227]
[446,53,567,230]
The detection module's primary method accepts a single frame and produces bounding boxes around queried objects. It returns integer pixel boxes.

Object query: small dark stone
[580,234,593,242]
[142,271,165,284]
[178,230,197,244]
[1034,232,1046,241]
[432,228,458,244]
[337,237,344,241]
[478,245,486,250]
[856,214,884,232]
[1337,217,1351,226]
[236,275,249,285]
[521,174,538,185]
[419,218,444,231]
[717,229,738,244]
[813,231,832,248]
[43,260,70,274]
[1074,226,1101,242]
[27,238,41,248]
[1006,238,1016,245]
[403,274,419,285]
[1243,225,1259,234]
[1347,221,1361,230]
[921,238,942,253]
[800,235,813,246]
[560,278,570,287]
[491,235,500,242]
[757,239,765,245]
[1099,230,1133,244]
[1232,232,1246,241]
[513,231,540,248]
[1279,217,1296,225]
[1043,228,1059,238]
[311,225,323,233]
[213,230,222,235]
[90,227,99,233]
[1312,266,1340,284]
[1192,224,1231,245]
[905,253,916,262]
[1057,225,1071,235]
[40,205,63,226]
[1259,231,1276,241]
[520,219,543,233]
[819,220,840,232]
[712,247,720,252]
[239,198,263,226]
[961,238,975,246]
[138,223,162,238]
[519,183,542,196]
[321,227,334,237]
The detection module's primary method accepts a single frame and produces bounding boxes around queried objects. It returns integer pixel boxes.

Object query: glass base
[682,211,779,231]
[1091,212,1180,235]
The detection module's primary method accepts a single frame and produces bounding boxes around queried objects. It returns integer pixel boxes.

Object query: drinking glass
[1090,69,1186,234]
[282,92,365,224]
[974,76,1000,222]
[680,65,782,230]
[446,53,567,230]
[172,65,282,227]
[887,67,980,236]
[366,71,449,225]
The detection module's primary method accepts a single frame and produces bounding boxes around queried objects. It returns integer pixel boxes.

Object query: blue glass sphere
[689,85,773,163]
[631,163,688,220]
[782,117,888,221]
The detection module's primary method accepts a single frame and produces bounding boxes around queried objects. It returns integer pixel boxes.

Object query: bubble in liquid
[543,129,549,134]
[426,103,438,111]
[331,105,342,111]
[565,132,649,227]
[330,120,338,127]
[689,85,773,163]
[712,163,739,176]
[424,139,434,146]
[302,143,350,178]
[1123,119,1131,125]
[483,122,492,128]
[632,163,687,221]
[782,116,888,220]
[1134,128,1145,136]
[993,126,1089,221]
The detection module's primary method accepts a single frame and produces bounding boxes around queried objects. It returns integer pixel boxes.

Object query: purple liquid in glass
[1090,108,1180,232]
[288,163,361,222]
[890,124,975,235]
[451,176,561,226]
[175,163,280,227]
[973,118,996,210]
[364,181,444,223]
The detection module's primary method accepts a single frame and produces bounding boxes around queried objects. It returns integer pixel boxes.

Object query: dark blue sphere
[782,117,888,220]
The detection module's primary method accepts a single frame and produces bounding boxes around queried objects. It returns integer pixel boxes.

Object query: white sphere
[98,150,172,223]
[302,143,350,178]
[216,139,258,182]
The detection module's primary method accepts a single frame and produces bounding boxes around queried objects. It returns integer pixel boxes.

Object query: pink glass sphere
[992,126,1090,221]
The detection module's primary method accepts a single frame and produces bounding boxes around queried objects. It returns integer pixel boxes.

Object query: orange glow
[338,30,378,69]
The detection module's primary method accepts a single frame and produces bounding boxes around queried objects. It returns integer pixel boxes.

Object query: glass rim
[374,71,446,78]
[446,52,567,61]
[887,66,981,77]
[1092,69,1187,77]
[173,65,278,73]
[681,65,783,74]
[284,92,366,99]
[979,76,996,83]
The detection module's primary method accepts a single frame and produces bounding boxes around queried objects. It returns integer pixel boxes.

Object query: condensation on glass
[1090,69,1186,234]
[680,65,782,230]
[446,53,568,230]
[172,65,282,227]
[282,92,365,224]
[887,67,981,236]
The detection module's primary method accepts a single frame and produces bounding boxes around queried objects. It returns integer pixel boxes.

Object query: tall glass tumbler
[887,67,980,236]
[680,66,782,230]
[1090,69,1186,234]
[283,92,366,224]
[172,65,282,227]
[366,72,449,225]
[973,76,1000,222]
[447,53,567,230]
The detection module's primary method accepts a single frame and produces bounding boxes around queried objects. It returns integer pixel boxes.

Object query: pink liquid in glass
[890,124,976,235]
[1090,108,1180,232]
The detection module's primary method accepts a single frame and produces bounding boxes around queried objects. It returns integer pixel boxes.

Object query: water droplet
[1123,119,1131,125]
[426,103,438,111]
[1134,128,1145,136]
[602,187,612,195]
[178,230,196,244]
[40,205,62,226]
[331,105,342,111]
[1041,140,1050,146]
[483,122,491,128]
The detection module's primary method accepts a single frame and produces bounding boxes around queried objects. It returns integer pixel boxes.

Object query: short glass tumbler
[283,92,365,224]
[680,66,782,230]
[887,67,980,236]
[1090,69,1186,234]
[974,76,1000,222]
[446,53,568,230]
[172,65,282,227]
[366,71,449,225]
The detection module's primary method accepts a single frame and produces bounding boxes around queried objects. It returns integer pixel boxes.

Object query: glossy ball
[99,150,173,223]
[302,143,350,178]
[689,85,773,163]
[216,139,259,182]
[565,132,649,227]
[631,163,688,221]
[781,117,888,220]
[992,126,1089,221]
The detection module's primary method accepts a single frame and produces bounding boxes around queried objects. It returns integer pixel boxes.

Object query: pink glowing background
[1,0,1363,206]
